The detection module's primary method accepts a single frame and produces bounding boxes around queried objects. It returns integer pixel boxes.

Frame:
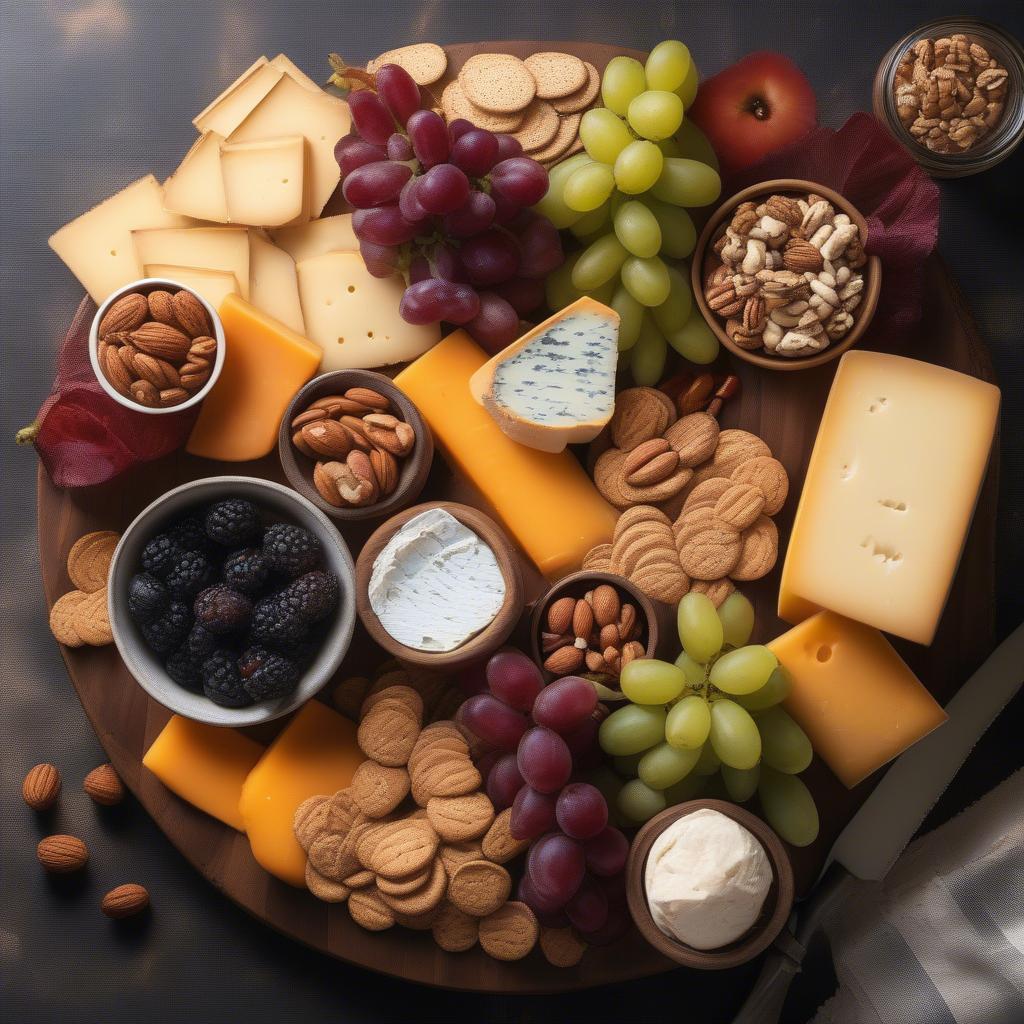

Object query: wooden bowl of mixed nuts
[691,179,882,371]
[278,370,434,523]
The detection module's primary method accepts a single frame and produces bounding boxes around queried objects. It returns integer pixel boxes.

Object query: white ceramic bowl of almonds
[89,277,226,414]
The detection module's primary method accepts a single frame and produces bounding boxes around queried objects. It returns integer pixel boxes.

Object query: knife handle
[731,927,805,1024]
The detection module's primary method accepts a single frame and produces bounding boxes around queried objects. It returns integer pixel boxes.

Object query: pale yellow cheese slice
[143,264,240,312]
[221,135,305,227]
[248,232,305,334]
[269,53,321,92]
[132,227,250,299]
[193,57,284,137]
[269,213,357,264]
[163,131,229,223]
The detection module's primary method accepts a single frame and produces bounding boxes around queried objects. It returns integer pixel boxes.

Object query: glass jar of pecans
[873,17,1024,177]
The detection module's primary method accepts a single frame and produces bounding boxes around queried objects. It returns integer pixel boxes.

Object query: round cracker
[512,100,560,153]
[459,54,536,114]
[550,61,601,114]
[305,861,351,903]
[523,52,587,99]
[368,43,447,85]
[478,901,539,961]
[432,900,479,952]
[441,81,523,133]
[530,113,583,165]
[49,590,88,647]
[543,136,584,167]
[67,531,119,593]
[447,859,511,917]
[72,588,113,646]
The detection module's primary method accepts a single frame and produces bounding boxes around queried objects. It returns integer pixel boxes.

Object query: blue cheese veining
[368,508,506,652]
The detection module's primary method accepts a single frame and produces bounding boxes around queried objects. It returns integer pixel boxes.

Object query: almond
[364,413,415,457]
[132,353,180,389]
[22,763,61,811]
[37,834,88,873]
[147,289,181,327]
[159,387,190,407]
[83,763,125,806]
[370,447,399,496]
[584,650,608,673]
[313,461,346,506]
[627,450,680,487]
[179,367,211,392]
[619,603,638,640]
[545,596,576,634]
[677,374,716,415]
[103,344,134,396]
[345,387,391,411]
[130,379,159,407]
[543,645,584,674]
[340,415,373,451]
[293,429,315,459]
[99,293,147,337]
[101,883,149,919]
[291,407,329,429]
[171,289,212,338]
[591,585,620,628]
[188,336,217,361]
[541,631,570,654]
[571,598,594,639]
[129,322,191,362]
[301,419,352,458]
[599,623,620,649]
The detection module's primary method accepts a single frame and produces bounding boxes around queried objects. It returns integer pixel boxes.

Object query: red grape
[348,90,395,146]
[493,133,524,161]
[510,786,557,840]
[491,277,545,317]
[386,132,413,161]
[459,693,529,751]
[375,63,420,127]
[491,190,523,225]
[579,901,629,946]
[532,677,598,734]
[561,715,602,765]
[460,228,520,287]
[358,240,401,278]
[517,726,572,794]
[486,649,543,711]
[428,243,468,283]
[400,279,480,326]
[555,783,608,840]
[582,826,629,877]
[489,156,549,207]
[475,748,501,780]
[527,832,585,903]
[447,118,476,143]
[515,213,565,279]
[398,177,429,224]
[408,253,431,285]
[442,191,496,238]
[486,753,525,810]
[406,109,450,168]
[464,292,521,353]
[336,135,387,177]
[416,163,470,214]
[352,206,420,245]
[565,877,609,933]
[342,160,412,208]
[450,129,500,176]
[517,873,568,918]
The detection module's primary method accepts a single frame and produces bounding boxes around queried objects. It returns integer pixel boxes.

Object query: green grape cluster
[596,591,820,847]
[536,41,723,384]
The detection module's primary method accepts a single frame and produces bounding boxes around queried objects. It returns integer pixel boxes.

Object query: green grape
[585,277,617,306]
[676,591,723,662]
[533,173,584,229]
[650,157,722,207]
[667,311,720,364]
[601,56,647,116]
[718,591,755,648]
[620,658,687,705]
[613,200,661,258]
[612,751,646,777]
[611,285,645,351]
[564,162,616,212]
[599,703,667,756]
[673,119,718,168]
[618,777,668,824]
[692,741,721,776]
[587,766,629,827]
[580,107,634,164]
[569,202,611,239]
[545,252,582,311]
[663,770,706,806]
[622,254,671,306]
[710,645,778,696]
[639,741,701,790]
[757,706,813,774]
[630,314,667,385]
[709,699,761,769]
[665,695,711,750]
[676,59,700,109]
[572,234,628,290]
[657,137,682,158]
[651,265,693,335]
[721,763,760,803]
[627,90,685,141]
[758,767,819,847]
[645,40,693,93]
[614,140,664,195]
[735,666,791,712]
[643,197,696,259]
[674,650,706,687]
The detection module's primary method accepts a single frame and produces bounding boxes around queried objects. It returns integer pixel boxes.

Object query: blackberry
[164,549,214,600]
[223,548,270,595]
[250,593,309,646]
[239,646,300,701]
[201,649,250,708]
[167,514,216,555]
[205,499,261,547]
[281,571,339,623]
[165,646,204,690]
[141,600,192,654]
[194,585,252,634]
[262,523,322,577]
[128,572,168,625]
[140,534,181,578]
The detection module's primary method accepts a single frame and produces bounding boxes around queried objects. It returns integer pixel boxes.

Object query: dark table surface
[2,2,1022,1022]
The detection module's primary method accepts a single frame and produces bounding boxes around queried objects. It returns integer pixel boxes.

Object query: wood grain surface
[36,40,998,994]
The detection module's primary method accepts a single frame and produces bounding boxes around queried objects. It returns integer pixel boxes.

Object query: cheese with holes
[228,75,350,218]
[248,232,304,333]
[163,131,229,222]
[193,57,283,136]
[296,251,439,369]
[48,175,195,303]
[769,611,946,788]
[778,351,999,644]
[221,136,305,227]
[395,330,619,579]
[238,701,362,886]
[133,226,251,299]
[270,214,357,264]
[142,715,264,831]
[144,264,239,311]
[469,297,619,452]
[187,294,321,460]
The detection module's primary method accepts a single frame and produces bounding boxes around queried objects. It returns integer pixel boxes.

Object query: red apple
[687,52,817,175]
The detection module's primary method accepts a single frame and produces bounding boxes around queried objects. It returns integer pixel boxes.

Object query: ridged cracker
[459,53,536,113]
[511,100,560,153]
[49,590,88,647]
[530,112,582,165]
[66,531,119,593]
[478,901,539,961]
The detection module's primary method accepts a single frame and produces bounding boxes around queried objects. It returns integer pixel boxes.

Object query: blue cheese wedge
[469,297,620,453]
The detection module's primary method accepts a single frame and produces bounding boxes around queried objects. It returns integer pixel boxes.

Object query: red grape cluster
[459,649,630,944]
[336,64,565,353]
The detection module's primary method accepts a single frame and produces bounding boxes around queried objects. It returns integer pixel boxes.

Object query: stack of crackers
[49,530,119,648]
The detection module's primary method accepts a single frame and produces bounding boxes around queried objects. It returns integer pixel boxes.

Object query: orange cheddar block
[395,330,619,579]
[186,294,322,461]
[142,715,264,831]
[769,611,947,789]
[238,700,361,887]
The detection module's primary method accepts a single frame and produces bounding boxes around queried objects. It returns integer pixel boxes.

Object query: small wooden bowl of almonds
[691,179,882,371]
[279,370,434,523]
[88,277,225,412]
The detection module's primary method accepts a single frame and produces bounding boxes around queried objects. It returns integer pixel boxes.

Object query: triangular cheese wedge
[469,297,620,453]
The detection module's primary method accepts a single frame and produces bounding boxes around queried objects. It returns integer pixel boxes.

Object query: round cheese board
[38,40,998,993]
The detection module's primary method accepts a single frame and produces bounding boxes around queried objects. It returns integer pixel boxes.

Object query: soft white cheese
[368,508,506,653]
[644,808,772,951]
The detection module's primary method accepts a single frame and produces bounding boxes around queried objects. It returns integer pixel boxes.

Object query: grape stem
[15,420,40,445]
[327,53,376,94]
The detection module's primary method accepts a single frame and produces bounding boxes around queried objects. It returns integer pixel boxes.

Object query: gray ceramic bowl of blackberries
[107,476,357,726]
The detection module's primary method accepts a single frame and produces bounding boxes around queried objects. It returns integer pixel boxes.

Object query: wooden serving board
[37,40,998,994]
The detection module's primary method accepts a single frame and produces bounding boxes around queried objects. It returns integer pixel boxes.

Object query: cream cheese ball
[644,808,772,950]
